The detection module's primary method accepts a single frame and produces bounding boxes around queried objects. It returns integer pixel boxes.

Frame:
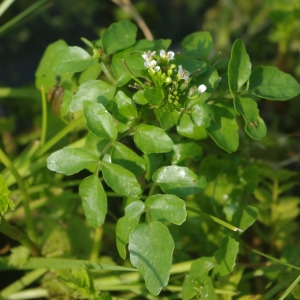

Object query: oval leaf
[249,66,300,100]
[207,103,239,153]
[116,200,145,259]
[83,101,117,140]
[181,31,213,60]
[228,39,252,94]
[52,46,96,73]
[101,161,142,199]
[111,142,146,176]
[70,80,116,112]
[102,20,137,55]
[128,221,174,295]
[47,148,98,175]
[134,124,174,154]
[79,175,107,228]
[152,166,207,197]
[145,194,186,225]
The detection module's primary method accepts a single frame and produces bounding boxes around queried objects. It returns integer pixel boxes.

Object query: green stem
[0,0,49,36]
[122,59,147,88]
[279,274,300,300]
[0,269,47,298]
[89,226,103,262]
[100,61,117,85]
[34,114,84,157]
[40,86,48,147]
[0,148,37,243]
[0,218,40,257]
[186,206,243,232]
[0,0,15,18]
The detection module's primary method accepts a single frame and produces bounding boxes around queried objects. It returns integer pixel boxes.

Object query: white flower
[198,84,207,94]
[144,59,161,72]
[142,51,156,62]
[177,65,190,80]
[160,49,175,61]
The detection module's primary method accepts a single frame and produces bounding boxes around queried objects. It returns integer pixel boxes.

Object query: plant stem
[34,114,84,157]
[0,0,15,18]
[0,218,40,256]
[186,206,243,232]
[0,269,47,298]
[40,86,48,147]
[0,148,37,244]
[89,226,103,262]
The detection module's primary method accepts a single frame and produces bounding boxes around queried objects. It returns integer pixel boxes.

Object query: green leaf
[0,175,14,217]
[112,91,138,122]
[79,175,107,228]
[47,148,98,175]
[70,80,116,112]
[152,166,207,197]
[172,142,203,165]
[191,103,214,128]
[133,90,149,105]
[181,31,213,60]
[35,39,68,90]
[116,200,145,259]
[102,20,137,55]
[228,39,252,94]
[214,236,239,276]
[145,194,186,225]
[182,257,215,300]
[157,108,180,130]
[173,58,207,77]
[176,112,208,140]
[111,142,146,176]
[111,39,155,86]
[52,46,96,73]
[248,66,300,100]
[234,96,266,140]
[144,87,164,106]
[207,103,239,153]
[79,63,102,84]
[234,205,258,232]
[134,124,174,154]
[101,161,142,199]
[83,101,117,140]
[128,221,174,295]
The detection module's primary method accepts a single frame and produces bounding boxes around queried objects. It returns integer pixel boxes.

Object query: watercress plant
[1,19,299,298]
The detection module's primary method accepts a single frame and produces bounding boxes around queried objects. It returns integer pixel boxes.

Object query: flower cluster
[141,49,207,107]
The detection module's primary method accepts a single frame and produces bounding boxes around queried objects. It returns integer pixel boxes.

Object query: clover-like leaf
[83,101,117,140]
[79,175,107,228]
[116,200,145,259]
[101,161,142,199]
[152,166,207,197]
[47,148,98,175]
[145,194,186,225]
[134,124,174,154]
[128,221,174,295]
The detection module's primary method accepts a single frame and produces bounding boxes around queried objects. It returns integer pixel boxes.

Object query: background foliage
[0,0,300,299]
